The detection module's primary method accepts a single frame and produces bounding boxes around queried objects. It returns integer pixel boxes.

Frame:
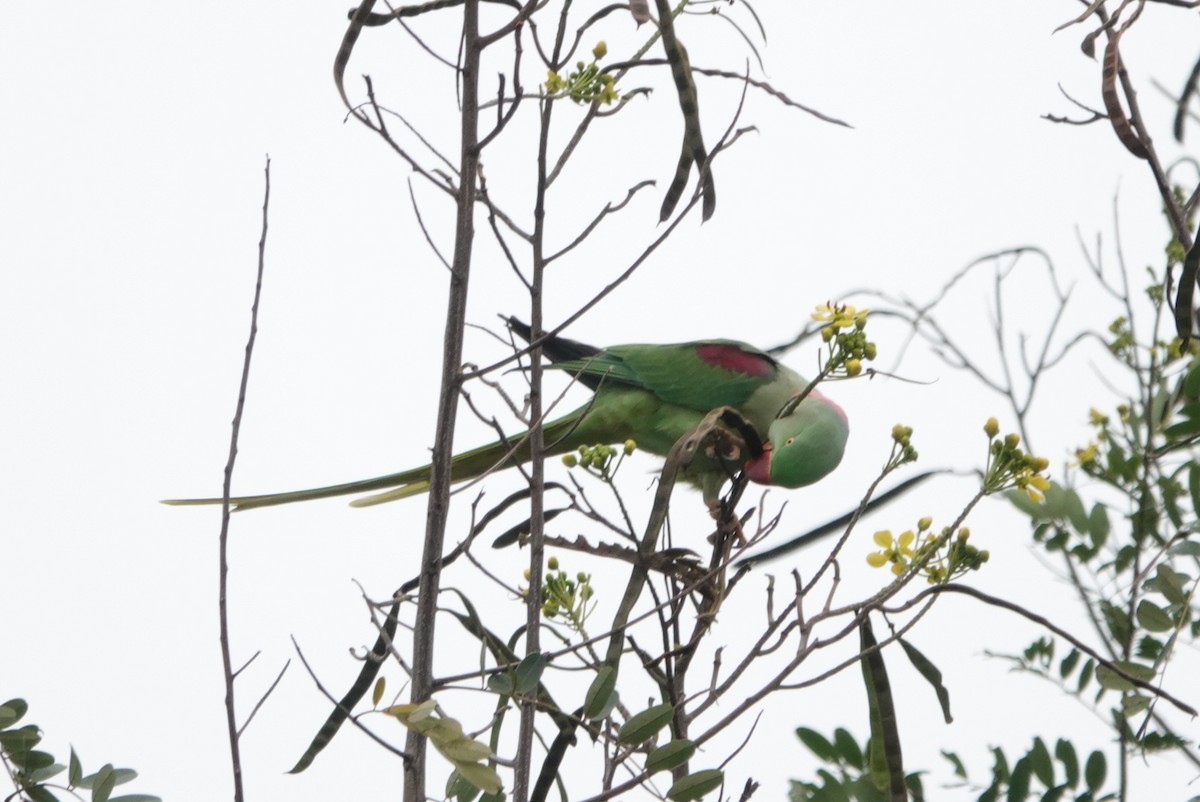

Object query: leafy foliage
[0,697,160,802]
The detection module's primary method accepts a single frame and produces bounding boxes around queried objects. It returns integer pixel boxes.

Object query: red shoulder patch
[695,343,774,378]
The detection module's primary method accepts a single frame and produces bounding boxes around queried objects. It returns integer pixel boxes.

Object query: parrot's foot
[706,500,747,547]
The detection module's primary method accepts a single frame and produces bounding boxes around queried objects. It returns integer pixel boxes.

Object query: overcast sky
[3,2,1198,801]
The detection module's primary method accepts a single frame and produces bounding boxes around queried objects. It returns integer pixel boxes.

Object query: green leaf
[1059,649,1080,679]
[1099,602,1130,645]
[990,746,1010,783]
[437,737,493,763]
[795,728,836,762]
[647,739,696,774]
[1096,660,1155,691]
[1042,483,1070,522]
[1063,489,1090,535]
[1182,357,1200,399]
[616,703,674,745]
[1147,565,1189,606]
[25,785,60,802]
[487,673,514,696]
[372,677,386,707]
[1084,750,1106,793]
[1162,476,1185,528]
[1055,739,1078,788]
[1164,405,1200,438]
[1006,490,1047,519]
[1164,417,1200,439]
[0,699,27,729]
[1121,694,1150,716]
[904,772,925,801]
[1094,665,1133,691]
[107,796,162,802]
[0,724,41,754]
[1170,539,1200,558]
[942,750,967,779]
[76,763,133,787]
[583,666,617,720]
[27,763,66,783]
[1007,756,1031,802]
[1114,543,1137,573]
[1038,785,1068,802]
[1137,634,1164,661]
[899,638,952,723]
[69,747,82,787]
[21,751,57,772]
[92,764,116,802]
[513,653,547,695]
[1029,738,1054,788]
[1087,504,1109,547]
[1076,658,1094,692]
[1106,443,1128,481]
[667,768,724,802]
[1135,600,1174,632]
[832,728,863,770]
[446,768,483,802]
[453,761,503,795]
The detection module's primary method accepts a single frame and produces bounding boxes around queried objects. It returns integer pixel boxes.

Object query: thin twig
[217,156,272,802]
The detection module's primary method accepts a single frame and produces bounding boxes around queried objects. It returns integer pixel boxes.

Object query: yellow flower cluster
[812,302,868,331]
[544,42,618,105]
[867,528,917,576]
[562,440,635,475]
[867,518,989,584]
[811,303,876,378]
[982,418,1050,501]
[885,423,918,470]
[538,557,595,631]
[1075,408,1111,468]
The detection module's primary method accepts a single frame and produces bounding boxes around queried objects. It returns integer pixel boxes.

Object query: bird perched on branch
[164,319,848,512]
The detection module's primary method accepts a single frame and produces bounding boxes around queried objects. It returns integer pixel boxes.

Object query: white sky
[3,2,1199,800]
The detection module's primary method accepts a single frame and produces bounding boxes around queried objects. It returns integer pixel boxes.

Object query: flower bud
[984,418,999,438]
[592,40,607,59]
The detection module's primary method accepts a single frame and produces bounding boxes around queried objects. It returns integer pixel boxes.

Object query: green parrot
[164,321,848,512]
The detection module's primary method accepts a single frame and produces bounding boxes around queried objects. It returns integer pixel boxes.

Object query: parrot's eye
[784,437,795,446]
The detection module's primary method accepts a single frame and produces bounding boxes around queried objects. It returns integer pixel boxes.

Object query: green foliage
[792,726,1125,802]
[385,700,501,795]
[789,728,925,802]
[1001,330,1200,760]
[666,768,725,802]
[616,703,674,745]
[0,697,160,802]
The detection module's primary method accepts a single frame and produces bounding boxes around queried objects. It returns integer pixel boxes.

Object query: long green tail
[163,411,588,512]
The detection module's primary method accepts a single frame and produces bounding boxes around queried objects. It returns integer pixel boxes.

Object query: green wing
[553,340,781,412]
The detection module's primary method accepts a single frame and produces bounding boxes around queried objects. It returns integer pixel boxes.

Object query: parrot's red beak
[743,442,772,485]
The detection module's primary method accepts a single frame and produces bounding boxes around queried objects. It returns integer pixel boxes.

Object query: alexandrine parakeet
[165,322,848,511]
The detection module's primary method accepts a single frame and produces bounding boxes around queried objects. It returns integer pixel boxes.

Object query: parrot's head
[744,391,848,488]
